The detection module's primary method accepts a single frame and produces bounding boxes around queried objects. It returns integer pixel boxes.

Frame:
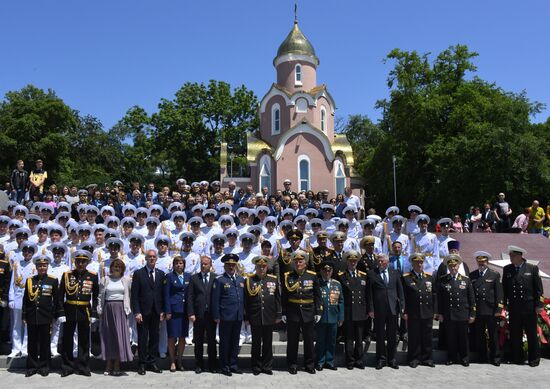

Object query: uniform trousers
[61,319,91,374]
[10,308,27,354]
[219,320,241,371]
[27,323,51,371]
[407,317,433,363]
[445,320,469,363]
[251,324,274,371]
[50,320,61,354]
[374,311,398,363]
[509,311,539,364]
[193,312,218,369]
[475,315,500,363]
[286,319,315,369]
[343,320,364,365]
[137,312,160,365]
[315,323,337,367]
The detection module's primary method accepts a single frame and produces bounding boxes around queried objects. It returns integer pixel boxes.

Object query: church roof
[276,21,318,62]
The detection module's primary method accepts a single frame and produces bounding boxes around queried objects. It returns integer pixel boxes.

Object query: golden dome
[276,21,318,62]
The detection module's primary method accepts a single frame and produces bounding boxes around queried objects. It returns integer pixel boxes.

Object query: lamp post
[392,155,397,206]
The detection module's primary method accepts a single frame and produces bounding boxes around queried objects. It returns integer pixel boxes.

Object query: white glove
[90,317,98,324]
[314,315,321,323]
[57,316,66,323]
[0,300,7,308]
[8,301,15,310]
[281,315,287,324]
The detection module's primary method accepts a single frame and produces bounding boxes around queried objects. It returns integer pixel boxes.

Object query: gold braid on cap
[246,277,262,296]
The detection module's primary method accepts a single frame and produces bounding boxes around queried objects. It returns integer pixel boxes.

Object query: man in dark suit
[470,251,504,366]
[211,253,245,376]
[131,249,165,375]
[367,253,404,369]
[244,255,282,375]
[437,254,476,366]
[187,256,218,374]
[401,253,437,368]
[502,245,544,367]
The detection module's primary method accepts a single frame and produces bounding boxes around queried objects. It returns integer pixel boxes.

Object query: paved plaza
[2,360,549,389]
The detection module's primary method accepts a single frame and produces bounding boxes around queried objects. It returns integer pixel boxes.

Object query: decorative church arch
[274,123,334,161]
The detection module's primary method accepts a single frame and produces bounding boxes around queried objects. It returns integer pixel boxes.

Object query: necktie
[178,274,184,285]
[417,272,422,280]
[396,258,401,272]
[203,273,208,285]
[382,270,388,284]
[149,269,154,282]
[351,271,356,278]
[515,266,520,273]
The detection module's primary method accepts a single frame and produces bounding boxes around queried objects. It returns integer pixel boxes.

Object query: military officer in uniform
[212,253,245,376]
[315,261,343,371]
[469,251,503,366]
[244,255,282,375]
[436,254,475,366]
[58,250,100,377]
[401,253,437,368]
[338,250,368,369]
[278,229,312,281]
[282,250,322,375]
[502,245,544,366]
[309,231,335,274]
[22,255,61,377]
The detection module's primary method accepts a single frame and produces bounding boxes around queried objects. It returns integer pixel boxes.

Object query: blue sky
[1,0,549,129]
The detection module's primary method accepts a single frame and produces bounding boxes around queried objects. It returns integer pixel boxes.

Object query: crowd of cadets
[0,180,545,376]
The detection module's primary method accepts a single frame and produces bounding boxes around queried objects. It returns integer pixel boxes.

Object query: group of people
[0,176,545,378]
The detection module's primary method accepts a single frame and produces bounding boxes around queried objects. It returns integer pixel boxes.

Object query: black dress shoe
[209,368,220,374]
[354,362,365,369]
[422,361,435,368]
[288,367,297,375]
[324,364,337,371]
[529,360,540,367]
[305,367,316,374]
[492,361,501,367]
[230,368,243,374]
[409,361,419,368]
[79,370,91,376]
[137,366,146,375]
[445,361,454,366]
[195,367,203,374]
[263,369,273,375]
[253,369,261,375]
[150,364,162,373]
[39,369,49,377]
[221,369,232,376]
[388,362,399,370]
[461,361,469,367]
[61,370,73,377]
[25,370,37,377]
[315,364,323,371]
[346,364,354,370]
[376,361,384,370]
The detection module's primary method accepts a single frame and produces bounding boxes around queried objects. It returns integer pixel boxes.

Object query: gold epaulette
[424,272,432,276]
[498,303,504,308]
[403,272,411,277]
[47,275,57,280]
[284,271,290,276]
[338,271,345,276]
[357,270,366,276]
[306,270,316,275]
[331,279,341,285]
[0,259,8,263]
[267,274,277,279]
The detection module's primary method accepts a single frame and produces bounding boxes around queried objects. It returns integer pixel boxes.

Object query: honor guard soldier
[469,251,503,366]
[244,255,282,375]
[309,231,336,274]
[212,254,245,376]
[502,245,544,367]
[436,254,475,366]
[315,261,343,371]
[338,250,368,369]
[23,255,61,377]
[282,250,322,375]
[401,253,437,368]
[58,250,99,376]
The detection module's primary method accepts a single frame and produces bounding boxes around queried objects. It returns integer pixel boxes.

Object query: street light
[229,153,235,178]
[392,155,397,206]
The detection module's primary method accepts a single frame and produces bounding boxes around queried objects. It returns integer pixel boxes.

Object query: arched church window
[334,159,345,195]
[298,155,311,191]
[320,106,327,132]
[295,64,302,85]
[272,103,280,135]
[259,154,272,193]
[295,98,307,113]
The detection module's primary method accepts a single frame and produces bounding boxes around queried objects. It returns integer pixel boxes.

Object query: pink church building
[221,18,361,198]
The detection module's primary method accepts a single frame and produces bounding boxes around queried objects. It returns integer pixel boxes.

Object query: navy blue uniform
[212,272,245,373]
[163,271,191,338]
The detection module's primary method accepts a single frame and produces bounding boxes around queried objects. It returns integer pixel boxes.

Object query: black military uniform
[59,251,99,376]
[0,253,12,343]
[338,252,368,369]
[244,256,282,375]
[402,254,437,367]
[22,257,60,376]
[502,246,544,366]
[469,251,503,365]
[282,251,322,374]
[277,230,313,281]
[437,255,476,366]
[311,244,336,275]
